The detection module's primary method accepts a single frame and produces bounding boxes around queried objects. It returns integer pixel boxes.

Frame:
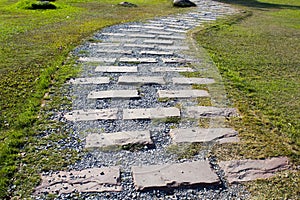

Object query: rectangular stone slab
[165,28,187,33]
[123,44,155,49]
[151,67,194,72]
[96,49,132,54]
[67,77,110,85]
[143,39,174,45]
[123,107,180,120]
[170,128,238,143]
[118,76,165,85]
[172,77,215,85]
[161,58,192,63]
[35,167,121,195]
[131,160,220,190]
[89,43,120,47]
[157,35,185,40]
[95,66,138,73]
[140,50,174,56]
[88,90,139,99]
[64,109,118,121]
[102,33,126,37]
[78,57,116,63]
[143,26,165,30]
[126,34,156,38]
[157,90,210,98]
[119,57,157,63]
[85,130,152,148]
[146,30,173,35]
[184,106,238,118]
[219,157,289,183]
[158,45,189,50]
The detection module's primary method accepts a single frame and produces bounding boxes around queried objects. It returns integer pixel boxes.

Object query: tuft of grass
[167,143,203,160]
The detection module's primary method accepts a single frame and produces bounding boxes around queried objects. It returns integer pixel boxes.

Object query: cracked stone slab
[219,157,290,183]
[35,167,121,195]
[131,160,220,190]
[170,128,238,143]
[143,39,174,45]
[95,66,138,73]
[85,130,152,148]
[151,67,194,72]
[119,57,157,63]
[78,57,116,63]
[118,76,165,85]
[67,77,110,85]
[172,77,215,85]
[123,107,180,120]
[140,50,174,56]
[64,109,118,121]
[157,90,209,98]
[184,106,238,118]
[88,90,139,99]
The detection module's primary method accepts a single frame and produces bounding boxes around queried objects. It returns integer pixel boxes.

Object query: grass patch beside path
[0,0,189,198]
[195,0,299,199]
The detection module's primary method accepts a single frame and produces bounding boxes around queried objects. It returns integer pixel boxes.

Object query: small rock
[173,0,197,7]
[118,2,138,7]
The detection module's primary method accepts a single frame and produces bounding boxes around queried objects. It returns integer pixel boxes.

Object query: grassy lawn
[195,0,299,199]
[0,0,188,198]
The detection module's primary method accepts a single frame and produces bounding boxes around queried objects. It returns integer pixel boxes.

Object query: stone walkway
[34,0,289,199]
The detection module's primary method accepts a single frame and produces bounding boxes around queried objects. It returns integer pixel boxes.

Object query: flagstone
[78,57,116,63]
[35,167,121,194]
[143,39,174,45]
[131,160,220,190]
[157,45,189,50]
[118,76,165,85]
[127,34,156,38]
[146,30,173,35]
[157,90,209,98]
[143,26,165,30]
[123,107,180,120]
[95,66,137,73]
[140,50,174,56]
[102,33,126,37]
[151,67,194,72]
[85,130,152,148]
[172,77,215,85]
[161,58,191,63]
[64,109,118,121]
[119,57,157,63]
[88,90,139,99]
[157,35,185,40]
[165,28,187,33]
[184,106,238,118]
[96,49,132,54]
[67,77,110,85]
[123,44,156,49]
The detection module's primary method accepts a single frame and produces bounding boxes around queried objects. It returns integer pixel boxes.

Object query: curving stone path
[34,0,289,199]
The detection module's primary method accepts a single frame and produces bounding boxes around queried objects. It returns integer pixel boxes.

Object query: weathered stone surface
[158,45,189,50]
[96,49,132,54]
[172,77,215,85]
[140,50,174,56]
[143,26,165,30]
[146,30,173,35]
[102,32,126,37]
[219,157,290,183]
[143,39,174,45]
[95,66,137,73]
[218,136,240,144]
[123,43,155,49]
[165,28,187,33]
[119,28,140,32]
[167,25,190,30]
[131,160,220,190]
[35,167,121,194]
[173,0,197,7]
[118,76,165,85]
[123,107,180,120]
[161,58,191,63]
[119,57,157,63]
[157,35,185,40]
[158,89,209,98]
[78,57,116,63]
[89,43,120,47]
[67,77,110,85]
[151,67,194,72]
[185,106,238,118]
[170,128,238,143]
[127,33,156,38]
[85,130,152,148]
[88,90,139,99]
[64,109,118,121]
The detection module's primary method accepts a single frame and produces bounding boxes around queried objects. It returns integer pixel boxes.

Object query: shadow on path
[214,0,300,10]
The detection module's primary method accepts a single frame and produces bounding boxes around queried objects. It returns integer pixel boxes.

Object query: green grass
[0,0,190,198]
[195,0,299,199]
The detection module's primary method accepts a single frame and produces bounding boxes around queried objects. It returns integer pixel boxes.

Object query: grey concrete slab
[126,34,156,38]
[118,76,165,85]
[165,28,187,33]
[78,57,116,63]
[119,57,157,63]
[67,77,110,85]
[88,90,139,99]
[157,35,185,40]
[64,109,118,121]
[169,128,238,143]
[172,77,215,85]
[140,50,174,56]
[151,67,194,72]
[35,167,121,194]
[143,26,165,30]
[102,33,126,37]
[143,39,174,45]
[157,90,210,98]
[131,160,220,190]
[95,66,138,73]
[85,130,152,148]
[123,43,156,49]
[96,49,133,54]
[161,58,192,63]
[184,106,238,118]
[123,107,180,120]
[146,30,173,35]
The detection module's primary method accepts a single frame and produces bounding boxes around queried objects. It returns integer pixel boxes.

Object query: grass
[0,0,190,198]
[195,0,299,199]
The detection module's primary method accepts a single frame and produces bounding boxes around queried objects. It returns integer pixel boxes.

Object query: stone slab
[143,39,174,45]
[157,35,185,40]
[143,26,165,30]
[167,25,190,30]
[161,58,192,63]
[140,50,174,56]
[127,34,156,38]
[131,160,220,190]
[158,89,209,98]
[146,30,173,35]
[158,45,189,50]
[169,128,238,143]
[151,67,194,72]
[119,57,157,63]
[123,44,156,49]
[123,107,180,120]
[118,76,165,85]
[64,109,118,121]
[78,57,116,63]
[88,90,139,99]
[89,43,120,47]
[102,33,126,37]
[165,28,187,33]
[67,77,110,85]
[85,130,152,148]
[96,49,132,54]
[172,77,215,85]
[35,167,121,194]
[119,28,140,32]
[219,157,290,183]
[185,106,238,118]
[95,66,138,73]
